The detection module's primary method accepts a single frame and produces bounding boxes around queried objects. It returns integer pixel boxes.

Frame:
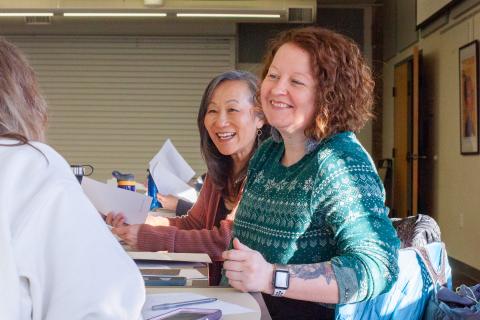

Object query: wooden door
[392,48,425,218]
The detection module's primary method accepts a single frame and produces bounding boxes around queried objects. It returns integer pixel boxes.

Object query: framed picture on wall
[459,40,480,155]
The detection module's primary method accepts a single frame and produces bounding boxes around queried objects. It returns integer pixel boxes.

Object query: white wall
[383,6,480,269]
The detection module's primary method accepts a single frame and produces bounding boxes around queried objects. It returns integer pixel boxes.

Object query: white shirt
[0,139,145,319]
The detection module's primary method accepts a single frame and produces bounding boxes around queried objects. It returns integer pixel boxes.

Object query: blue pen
[151,297,217,310]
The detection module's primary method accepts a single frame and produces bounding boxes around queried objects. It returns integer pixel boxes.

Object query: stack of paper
[149,139,197,203]
[129,251,210,287]
[81,177,152,225]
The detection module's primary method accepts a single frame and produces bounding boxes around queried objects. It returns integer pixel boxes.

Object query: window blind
[9,35,235,182]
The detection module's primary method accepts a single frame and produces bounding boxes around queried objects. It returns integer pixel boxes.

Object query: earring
[256,128,262,145]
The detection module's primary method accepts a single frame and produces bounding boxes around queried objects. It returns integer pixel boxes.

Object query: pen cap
[112,170,136,192]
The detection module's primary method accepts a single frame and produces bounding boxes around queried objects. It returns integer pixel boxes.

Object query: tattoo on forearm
[290,262,336,284]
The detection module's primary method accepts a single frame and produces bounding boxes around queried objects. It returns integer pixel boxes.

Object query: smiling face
[204,80,264,165]
[260,42,317,141]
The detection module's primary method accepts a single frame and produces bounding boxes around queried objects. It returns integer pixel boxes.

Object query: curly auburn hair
[260,26,374,140]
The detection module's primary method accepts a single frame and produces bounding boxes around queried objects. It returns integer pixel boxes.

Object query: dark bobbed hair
[260,26,374,140]
[197,70,268,200]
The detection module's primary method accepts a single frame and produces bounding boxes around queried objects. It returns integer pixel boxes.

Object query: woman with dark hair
[0,38,145,319]
[108,70,267,285]
[222,27,400,319]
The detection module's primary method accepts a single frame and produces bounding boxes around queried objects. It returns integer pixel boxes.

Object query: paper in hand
[150,164,198,203]
[149,139,197,203]
[81,177,152,225]
[149,139,195,183]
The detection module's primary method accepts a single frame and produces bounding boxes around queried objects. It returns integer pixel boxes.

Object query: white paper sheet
[128,251,211,263]
[142,293,255,319]
[178,269,208,280]
[150,164,198,203]
[81,177,152,225]
[135,260,206,269]
[140,269,207,281]
[149,139,195,183]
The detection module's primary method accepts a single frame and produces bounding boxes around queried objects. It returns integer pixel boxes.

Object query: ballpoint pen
[151,297,218,310]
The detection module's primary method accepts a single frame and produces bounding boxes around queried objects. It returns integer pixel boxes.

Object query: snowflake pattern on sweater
[233,132,400,304]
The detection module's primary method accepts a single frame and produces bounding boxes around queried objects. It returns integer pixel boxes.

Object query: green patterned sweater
[233,132,400,304]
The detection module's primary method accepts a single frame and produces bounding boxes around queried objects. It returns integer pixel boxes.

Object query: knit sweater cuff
[137,224,176,252]
[331,262,361,304]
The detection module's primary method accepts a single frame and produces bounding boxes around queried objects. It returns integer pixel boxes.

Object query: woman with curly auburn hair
[223,27,400,319]
[258,26,375,140]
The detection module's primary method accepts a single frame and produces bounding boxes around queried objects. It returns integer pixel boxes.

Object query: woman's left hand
[105,212,126,227]
[222,238,274,293]
[156,193,180,212]
[112,224,141,248]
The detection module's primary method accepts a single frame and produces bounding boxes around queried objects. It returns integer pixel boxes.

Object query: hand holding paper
[111,224,141,248]
[149,139,195,183]
[81,177,152,225]
[149,139,197,203]
[150,165,198,203]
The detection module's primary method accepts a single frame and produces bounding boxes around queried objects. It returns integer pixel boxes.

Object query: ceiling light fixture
[0,12,54,17]
[63,12,167,17]
[176,13,281,18]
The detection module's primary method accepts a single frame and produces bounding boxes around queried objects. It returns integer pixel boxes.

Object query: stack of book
[128,251,211,287]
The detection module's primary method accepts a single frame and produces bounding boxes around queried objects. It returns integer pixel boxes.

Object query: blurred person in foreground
[0,37,145,319]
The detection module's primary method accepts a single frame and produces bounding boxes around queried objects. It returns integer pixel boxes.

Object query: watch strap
[272,264,290,297]
[273,287,286,297]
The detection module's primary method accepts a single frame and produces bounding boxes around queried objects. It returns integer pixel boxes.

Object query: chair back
[335,242,451,320]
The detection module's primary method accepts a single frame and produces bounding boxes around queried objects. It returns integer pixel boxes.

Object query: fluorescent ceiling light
[176,13,281,18]
[0,12,53,17]
[63,12,167,17]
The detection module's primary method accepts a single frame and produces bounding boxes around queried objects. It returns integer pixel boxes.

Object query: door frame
[393,56,414,218]
[392,48,429,218]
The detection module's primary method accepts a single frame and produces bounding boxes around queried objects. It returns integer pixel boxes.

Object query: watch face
[274,270,289,289]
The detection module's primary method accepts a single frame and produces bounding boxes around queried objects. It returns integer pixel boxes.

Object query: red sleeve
[172,219,233,261]
[136,224,176,252]
[136,176,233,261]
[136,217,233,261]
[165,177,210,230]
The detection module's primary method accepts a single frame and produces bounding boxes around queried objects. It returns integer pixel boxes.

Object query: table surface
[146,287,271,320]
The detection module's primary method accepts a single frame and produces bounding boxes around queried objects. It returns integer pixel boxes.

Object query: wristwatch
[272,264,290,297]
